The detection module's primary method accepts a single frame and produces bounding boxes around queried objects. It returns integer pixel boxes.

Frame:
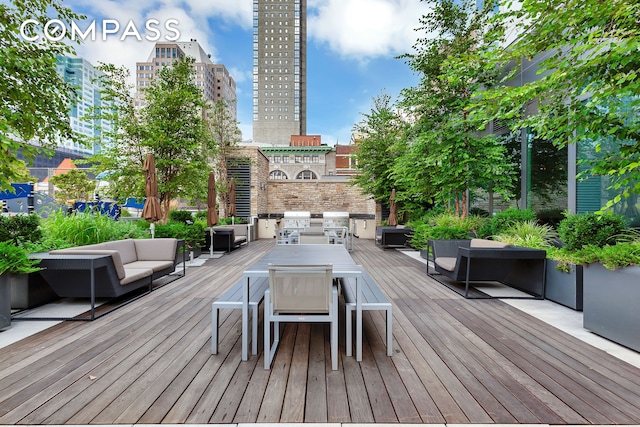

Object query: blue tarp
[122,197,145,209]
[0,184,31,200]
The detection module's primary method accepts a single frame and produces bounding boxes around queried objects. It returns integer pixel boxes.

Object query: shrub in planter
[0,214,42,245]
[0,242,43,275]
[169,210,194,224]
[408,211,488,256]
[42,210,147,246]
[557,212,626,251]
[478,207,536,238]
[578,241,640,351]
[155,222,205,251]
[493,220,558,249]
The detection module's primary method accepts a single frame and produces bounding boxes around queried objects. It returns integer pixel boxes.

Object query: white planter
[583,263,640,352]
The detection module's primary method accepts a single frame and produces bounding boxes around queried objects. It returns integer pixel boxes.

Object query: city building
[55,56,113,156]
[261,135,333,179]
[252,0,307,145]
[135,39,237,119]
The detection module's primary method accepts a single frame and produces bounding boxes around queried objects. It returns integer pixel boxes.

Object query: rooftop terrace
[1,238,640,424]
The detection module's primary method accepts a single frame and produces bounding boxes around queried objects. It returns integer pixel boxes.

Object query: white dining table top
[243,244,361,276]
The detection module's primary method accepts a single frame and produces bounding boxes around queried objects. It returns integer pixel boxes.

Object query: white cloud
[70,1,223,89]
[308,0,431,59]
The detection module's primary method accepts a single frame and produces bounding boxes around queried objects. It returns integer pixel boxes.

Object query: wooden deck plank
[1,238,640,424]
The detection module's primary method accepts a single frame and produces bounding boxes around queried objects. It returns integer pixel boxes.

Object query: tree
[398,0,515,218]
[49,169,94,204]
[0,0,83,190]
[84,64,147,203]
[206,99,241,218]
[140,56,210,222]
[474,0,640,212]
[352,93,409,208]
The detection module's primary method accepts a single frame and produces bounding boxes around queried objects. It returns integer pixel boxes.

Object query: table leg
[90,259,96,320]
[241,275,249,361]
[356,275,362,361]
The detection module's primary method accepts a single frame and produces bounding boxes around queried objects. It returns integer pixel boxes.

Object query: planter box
[1,273,13,329]
[544,259,583,310]
[583,263,640,352]
[11,272,59,310]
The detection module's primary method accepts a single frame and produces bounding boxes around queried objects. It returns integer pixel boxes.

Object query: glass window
[270,170,288,180]
[296,170,317,180]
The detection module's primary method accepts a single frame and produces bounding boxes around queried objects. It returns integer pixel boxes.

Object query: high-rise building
[135,39,237,119]
[252,0,306,145]
[56,56,113,155]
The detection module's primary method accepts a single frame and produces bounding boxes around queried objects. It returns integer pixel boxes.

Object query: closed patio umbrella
[207,172,218,227]
[228,177,236,217]
[388,188,398,226]
[142,153,161,223]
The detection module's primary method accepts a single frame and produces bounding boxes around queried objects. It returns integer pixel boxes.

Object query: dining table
[240,244,366,361]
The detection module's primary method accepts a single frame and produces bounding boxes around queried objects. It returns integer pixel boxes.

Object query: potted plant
[0,241,43,329]
[543,212,627,311]
[579,239,640,352]
[408,211,488,259]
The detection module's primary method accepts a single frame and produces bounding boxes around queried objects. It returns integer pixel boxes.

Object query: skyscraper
[252,0,306,145]
[56,56,113,155]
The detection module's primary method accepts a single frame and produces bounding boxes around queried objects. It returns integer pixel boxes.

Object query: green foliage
[557,213,627,251]
[480,208,536,238]
[408,211,488,249]
[396,0,516,217]
[49,169,95,203]
[0,0,84,190]
[473,0,640,212]
[194,210,207,221]
[208,99,241,218]
[41,210,146,246]
[584,243,640,270]
[154,222,204,250]
[83,64,147,203]
[168,210,194,224]
[352,92,410,208]
[141,57,211,221]
[0,214,42,245]
[493,220,558,249]
[86,58,215,222]
[0,242,42,275]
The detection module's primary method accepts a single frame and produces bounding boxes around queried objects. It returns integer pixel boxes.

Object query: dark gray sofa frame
[17,241,185,321]
[375,226,413,248]
[427,239,547,299]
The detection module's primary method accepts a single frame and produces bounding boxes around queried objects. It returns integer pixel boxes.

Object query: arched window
[270,170,288,180]
[296,170,317,180]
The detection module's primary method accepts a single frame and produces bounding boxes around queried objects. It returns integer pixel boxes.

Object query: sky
[62,0,432,145]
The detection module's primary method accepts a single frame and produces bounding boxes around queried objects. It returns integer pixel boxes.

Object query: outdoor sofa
[428,238,547,298]
[375,225,413,248]
[208,224,249,252]
[35,238,184,298]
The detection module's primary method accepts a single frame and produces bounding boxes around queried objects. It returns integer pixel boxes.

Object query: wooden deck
[2,238,640,424]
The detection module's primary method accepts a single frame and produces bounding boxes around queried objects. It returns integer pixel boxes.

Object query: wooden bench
[342,268,393,357]
[211,277,269,355]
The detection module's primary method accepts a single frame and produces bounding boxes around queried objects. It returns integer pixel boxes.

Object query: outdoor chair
[264,264,338,370]
[332,226,348,246]
[275,224,289,244]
